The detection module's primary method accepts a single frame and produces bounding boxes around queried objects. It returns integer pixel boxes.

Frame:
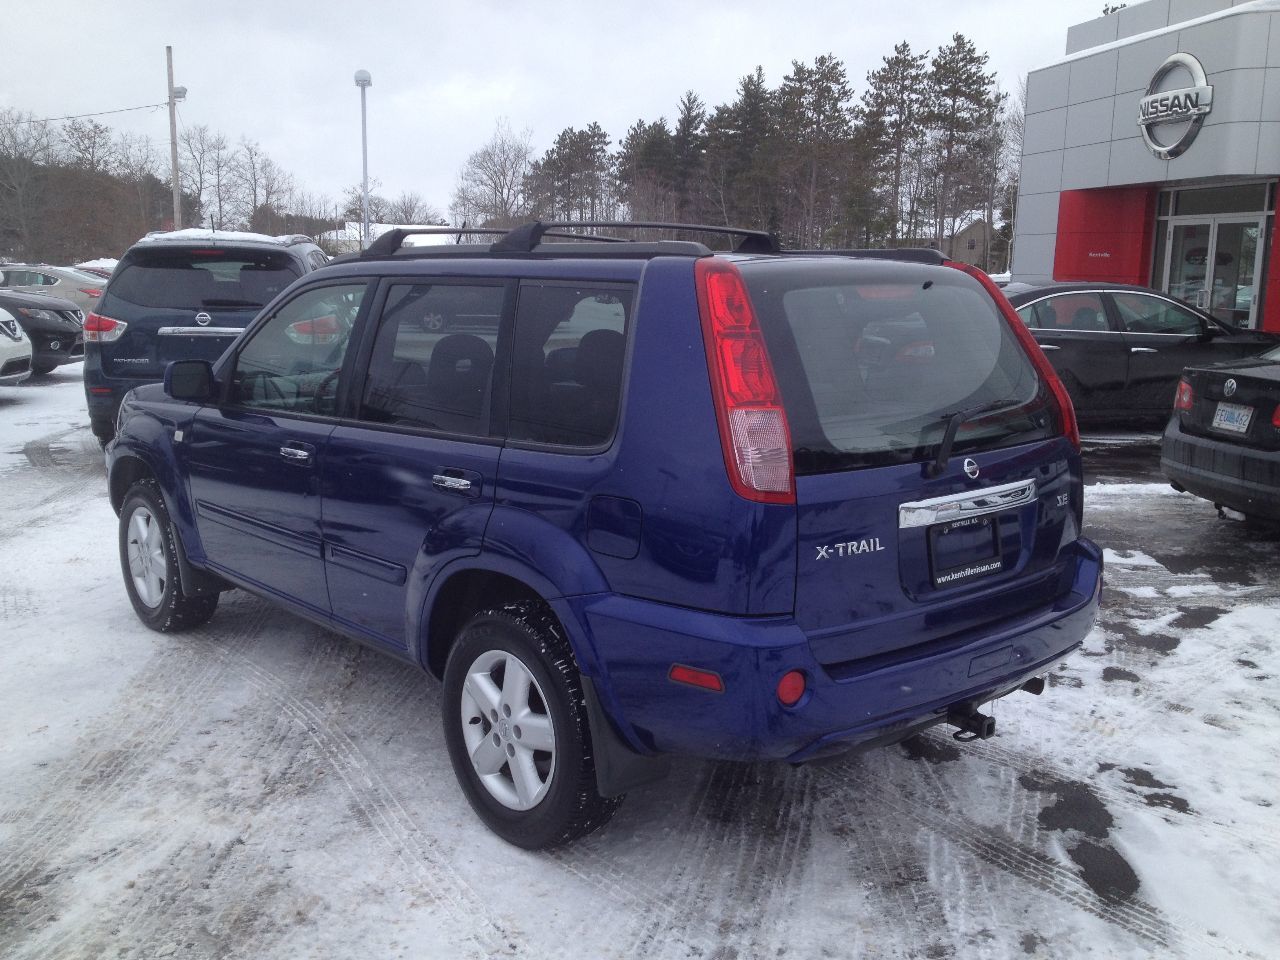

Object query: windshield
[107,249,300,311]
[740,259,1054,473]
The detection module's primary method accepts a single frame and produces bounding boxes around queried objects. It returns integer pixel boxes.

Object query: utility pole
[166,47,186,230]
[355,70,372,249]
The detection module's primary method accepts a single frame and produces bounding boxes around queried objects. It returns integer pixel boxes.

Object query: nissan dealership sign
[1137,52,1214,160]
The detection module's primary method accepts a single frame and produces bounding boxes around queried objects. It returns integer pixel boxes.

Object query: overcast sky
[8,1,1109,220]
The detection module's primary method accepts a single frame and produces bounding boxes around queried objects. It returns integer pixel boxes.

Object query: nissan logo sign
[195,312,212,326]
[1138,52,1213,160]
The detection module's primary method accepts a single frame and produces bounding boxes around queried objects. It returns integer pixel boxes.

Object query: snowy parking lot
[2,366,1277,960]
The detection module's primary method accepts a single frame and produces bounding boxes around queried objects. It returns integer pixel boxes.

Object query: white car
[0,306,34,386]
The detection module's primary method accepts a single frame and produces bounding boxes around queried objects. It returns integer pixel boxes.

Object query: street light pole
[166,47,186,230]
[354,69,372,249]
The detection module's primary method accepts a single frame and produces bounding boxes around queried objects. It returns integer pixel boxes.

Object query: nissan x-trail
[105,222,1103,848]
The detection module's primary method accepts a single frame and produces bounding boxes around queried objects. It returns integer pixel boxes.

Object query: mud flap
[581,676,670,797]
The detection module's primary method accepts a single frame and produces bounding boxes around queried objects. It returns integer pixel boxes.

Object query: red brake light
[78,288,102,298]
[83,312,127,343]
[696,258,795,504]
[1174,378,1195,412]
[944,262,1080,451]
[669,664,725,693]
[1272,405,1280,429]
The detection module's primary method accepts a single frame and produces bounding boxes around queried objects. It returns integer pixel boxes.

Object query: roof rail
[492,221,780,254]
[785,248,947,266]
[363,226,510,257]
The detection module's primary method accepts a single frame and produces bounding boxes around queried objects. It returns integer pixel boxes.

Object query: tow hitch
[947,705,995,742]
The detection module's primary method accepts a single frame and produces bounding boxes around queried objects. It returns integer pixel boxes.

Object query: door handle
[280,445,313,463]
[432,473,473,492]
[1039,344,1061,351]
[1129,347,1159,354]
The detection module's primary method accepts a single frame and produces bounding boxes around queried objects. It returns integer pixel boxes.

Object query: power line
[13,102,169,125]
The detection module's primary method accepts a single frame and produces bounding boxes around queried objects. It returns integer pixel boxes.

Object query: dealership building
[1011,0,1280,331]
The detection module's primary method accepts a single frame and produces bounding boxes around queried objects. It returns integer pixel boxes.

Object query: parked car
[0,264,105,313]
[0,289,84,374]
[0,307,33,386]
[1161,345,1280,526]
[75,263,116,281]
[1003,282,1279,424]
[83,230,329,444]
[106,222,1102,848]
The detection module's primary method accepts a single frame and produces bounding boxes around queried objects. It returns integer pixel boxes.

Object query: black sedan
[1161,346,1280,526]
[1003,282,1278,424]
[0,289,85,375]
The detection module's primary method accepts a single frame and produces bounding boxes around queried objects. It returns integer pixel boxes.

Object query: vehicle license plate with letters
[1211,401,1252,434]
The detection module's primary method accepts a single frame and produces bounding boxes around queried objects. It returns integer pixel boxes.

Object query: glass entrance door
[1163,217,1266,328]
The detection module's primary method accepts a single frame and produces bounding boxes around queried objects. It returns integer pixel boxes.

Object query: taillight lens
[83,312,127,343]
[79,288,102,298]
[1174,378,1194,412]
[696,258,794,504]
[1270,404,1280,429]
[944,262,1080,451]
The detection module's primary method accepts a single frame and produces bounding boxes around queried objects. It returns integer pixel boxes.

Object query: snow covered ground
[1,369,1277,960]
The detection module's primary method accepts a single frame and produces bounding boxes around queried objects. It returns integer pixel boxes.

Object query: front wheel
[119,479,218,632]
[442,603,622,848]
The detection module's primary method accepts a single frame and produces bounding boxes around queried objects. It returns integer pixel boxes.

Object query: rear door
[743,260,1075,669]
[185,281,369,614]
[1014,291,1127,419]
[321,279,511,650]
[96,247,302,379]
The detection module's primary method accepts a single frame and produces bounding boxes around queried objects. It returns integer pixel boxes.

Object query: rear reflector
[83,312,127,343]
[1174,378,1194,412]
[776,670,806,706]
[669,664,725,693]
[89,387,113,395]
[696,258,795,504]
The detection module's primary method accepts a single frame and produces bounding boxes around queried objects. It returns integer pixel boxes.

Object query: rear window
[740,259,1054,473]
[107,248,300,311]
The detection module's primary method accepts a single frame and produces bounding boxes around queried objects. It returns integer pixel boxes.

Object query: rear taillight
[83,312,127,343]
[1271,404,1280,429]
[695,258,794,504]
[945,262,1080,451]
[1174,378,1195,412]
[78,288,102,298]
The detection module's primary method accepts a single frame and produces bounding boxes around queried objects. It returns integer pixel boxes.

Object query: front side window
[507,284,631,447]
[359,283,504,435]
[1112,292,1204,335]
[229,283,366,415]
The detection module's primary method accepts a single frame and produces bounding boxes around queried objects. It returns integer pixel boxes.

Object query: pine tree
[860,42,929,243]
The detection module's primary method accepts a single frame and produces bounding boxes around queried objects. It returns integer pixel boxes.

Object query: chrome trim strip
[899,478,1037,529]
[157,326,243,337]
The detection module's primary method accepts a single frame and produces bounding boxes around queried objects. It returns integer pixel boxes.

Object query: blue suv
[84,230,329,444]
[105,222,1103,847]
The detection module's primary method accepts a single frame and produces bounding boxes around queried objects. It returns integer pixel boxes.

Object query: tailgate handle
[899,478,1037,529]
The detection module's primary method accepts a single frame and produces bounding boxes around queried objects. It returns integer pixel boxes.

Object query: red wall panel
[1053,187,1158,285]
[1263,214,1280,333]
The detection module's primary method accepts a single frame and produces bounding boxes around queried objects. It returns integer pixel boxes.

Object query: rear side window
[740,260,1054,473]
[359,283,504,436]
[107,248,300,311]
[1020,293,1109,331]
[507,284,631,447]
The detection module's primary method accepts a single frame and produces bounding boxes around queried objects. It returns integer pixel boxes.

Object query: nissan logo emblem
[195,312,212,326]
[1224,378,1237,397]
[1137,52,1214,160]
[963,458,980,479]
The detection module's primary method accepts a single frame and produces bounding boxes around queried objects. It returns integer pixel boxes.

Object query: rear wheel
[442,602,621,848]
[119,480,218,631]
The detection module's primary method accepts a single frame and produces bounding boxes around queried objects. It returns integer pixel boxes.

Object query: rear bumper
[83,352,153,422]
[557,537,1103,762]
[1161,418,1280,520]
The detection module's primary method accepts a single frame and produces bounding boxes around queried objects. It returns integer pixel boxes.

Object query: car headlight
[16,307,58,322]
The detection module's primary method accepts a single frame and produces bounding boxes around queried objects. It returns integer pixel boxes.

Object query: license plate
[930,514,1002,588]
[1211,401,1252,434]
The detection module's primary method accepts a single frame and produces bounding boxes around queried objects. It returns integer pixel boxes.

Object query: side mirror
[164,359,216,401]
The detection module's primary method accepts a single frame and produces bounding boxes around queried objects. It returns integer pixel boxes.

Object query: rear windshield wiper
[926,397,1019,478]
[201,298,263,308]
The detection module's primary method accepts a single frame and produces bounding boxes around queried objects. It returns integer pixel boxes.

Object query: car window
[107,249,300,311]
[1111,292,1204,335]
[359,283,504,435]
[507,284,632,447]
[1023,293,1108,331]
[229,283,366,415]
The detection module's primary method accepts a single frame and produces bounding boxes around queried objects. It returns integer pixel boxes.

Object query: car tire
[119,479,218,632]
[31,361,56,376]
[442,602,622,849]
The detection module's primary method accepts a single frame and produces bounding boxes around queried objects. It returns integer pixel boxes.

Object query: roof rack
[358,220,781,260]
[785,248,947,266]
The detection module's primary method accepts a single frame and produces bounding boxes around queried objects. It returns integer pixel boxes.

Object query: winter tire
[442,602,622,849]
[119,479,218,632]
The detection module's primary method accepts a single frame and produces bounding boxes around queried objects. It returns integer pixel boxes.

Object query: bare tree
[450,119,533,226]
[63,119,117,174]
[386,190,443,224]
[0,109,58,258]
